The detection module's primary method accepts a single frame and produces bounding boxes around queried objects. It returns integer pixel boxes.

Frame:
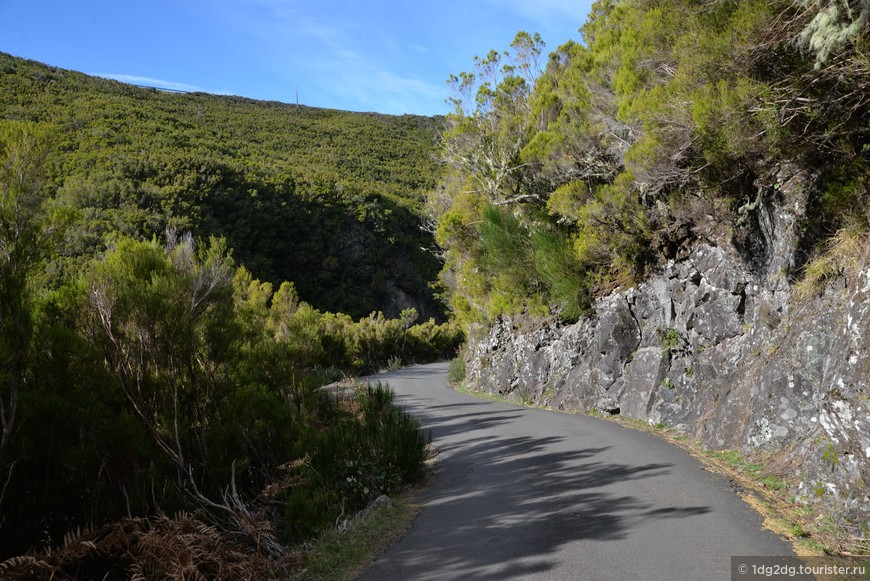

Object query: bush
[531,227,588,321]
[280,384,430,541]
[386,355,403,370]
[479,205,536,292]
[448,351,466,385]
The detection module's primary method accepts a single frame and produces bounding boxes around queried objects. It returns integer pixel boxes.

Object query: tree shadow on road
[361,397,712,580]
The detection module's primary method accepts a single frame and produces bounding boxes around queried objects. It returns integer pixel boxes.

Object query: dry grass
[0,513,296,580]
[795,226,870,299]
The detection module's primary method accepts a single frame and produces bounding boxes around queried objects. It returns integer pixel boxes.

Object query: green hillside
[0,52,445,319]
[0,53,463,567]
[2,0,866,574]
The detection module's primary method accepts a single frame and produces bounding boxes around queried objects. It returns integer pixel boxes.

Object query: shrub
[448,350,467,385]
[280,384,430,541]
[479,205,535,285]
[531,227,588,321]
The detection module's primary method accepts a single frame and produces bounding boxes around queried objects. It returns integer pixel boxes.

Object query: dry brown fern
[0,555,53,580]
[0,511,290,580]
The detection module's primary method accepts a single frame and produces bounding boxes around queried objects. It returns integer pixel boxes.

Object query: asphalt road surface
[357,361,794,581]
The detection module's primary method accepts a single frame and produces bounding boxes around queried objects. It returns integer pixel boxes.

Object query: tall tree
[88,234,235,503]
[0,121,61,492]
[442,32,546,207]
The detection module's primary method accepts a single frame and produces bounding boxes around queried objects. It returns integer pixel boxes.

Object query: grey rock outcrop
[465,166,870,529]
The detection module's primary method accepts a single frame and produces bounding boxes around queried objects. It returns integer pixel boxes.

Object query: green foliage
[658,328,682,350]
[281,384,430,541]
[0,121,56,466]
[474,205,557,319]
[301,497,418,581]
[431,0,869,331]
[0,43,454,563]
[819,168,870,225]
[387,355,404,371]
[530,228,588,320]
[0,53,445,319]
[478,205,535,291]
[0,227,456,557]
[448,355,467,386]
[760,475,787,491]
[443,32,543,205]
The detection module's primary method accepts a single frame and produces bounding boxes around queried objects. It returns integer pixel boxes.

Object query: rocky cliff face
[465,166,870,529]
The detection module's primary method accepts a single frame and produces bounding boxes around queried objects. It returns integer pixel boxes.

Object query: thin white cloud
[202,0,446,113]
[92,73,204,92]
[481,0,590,29]
[221,0,350,51]
[299,46,444,114]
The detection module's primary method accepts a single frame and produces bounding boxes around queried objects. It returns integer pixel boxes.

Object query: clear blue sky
[0,0,593,116]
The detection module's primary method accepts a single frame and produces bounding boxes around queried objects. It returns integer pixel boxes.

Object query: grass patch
[386,355,403,371]
[281,383,430,541]
[453,383,558,411]
[448,354,466,386]
[453,383,509,403]
[795,226,870,299]
[297,497,420,581]
[703,449,766,478]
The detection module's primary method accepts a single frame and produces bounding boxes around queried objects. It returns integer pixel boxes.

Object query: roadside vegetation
[2,0,868,575]
[430,0,868,330]
[296,496,421,581]
[433,0,868,559]
[0,118,457,577]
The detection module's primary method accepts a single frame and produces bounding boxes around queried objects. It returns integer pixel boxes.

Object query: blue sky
[0,0,593,115]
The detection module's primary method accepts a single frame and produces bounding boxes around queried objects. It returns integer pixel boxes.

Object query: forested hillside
[432,0,868,327]
[0,52,444,319]
[0,53,463,576]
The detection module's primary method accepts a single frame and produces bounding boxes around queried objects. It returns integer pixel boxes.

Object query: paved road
[357,362,794,581]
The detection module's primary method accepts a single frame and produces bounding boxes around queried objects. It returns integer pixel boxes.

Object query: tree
[0,121,63,497]
[88,233,227,491]
[87,233,288,554]
[442,32,546,207]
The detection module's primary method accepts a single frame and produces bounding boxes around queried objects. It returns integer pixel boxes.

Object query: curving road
[357,362,794,581]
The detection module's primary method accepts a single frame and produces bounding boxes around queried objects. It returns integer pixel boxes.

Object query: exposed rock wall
[465,168,870,528]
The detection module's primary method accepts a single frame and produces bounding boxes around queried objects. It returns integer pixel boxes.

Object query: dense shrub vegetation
[0,52,445,319]
[0,111,459,568]
[431,0,868,328]
[0,218,457,556]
